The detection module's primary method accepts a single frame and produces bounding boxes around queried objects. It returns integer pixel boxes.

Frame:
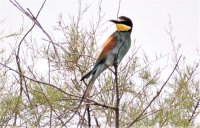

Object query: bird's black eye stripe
[119,21,132,27]
[119,21,127,24]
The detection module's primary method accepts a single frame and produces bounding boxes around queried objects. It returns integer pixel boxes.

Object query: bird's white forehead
[117,18,125,22]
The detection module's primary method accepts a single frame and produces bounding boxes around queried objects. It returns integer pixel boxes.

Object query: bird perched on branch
[81,16,133,98]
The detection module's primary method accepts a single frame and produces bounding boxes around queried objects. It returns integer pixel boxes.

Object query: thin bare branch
[0,62,77,98]
[10,0,60,60]
[117,0,122,17]
[127,55,182,127]
[188,98,200,124]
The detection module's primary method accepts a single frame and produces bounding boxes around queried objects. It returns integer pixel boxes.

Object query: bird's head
[110,16,133,32]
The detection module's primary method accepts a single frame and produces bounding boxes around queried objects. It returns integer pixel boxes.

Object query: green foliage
[31,85,73,109]
[0,95,22,125]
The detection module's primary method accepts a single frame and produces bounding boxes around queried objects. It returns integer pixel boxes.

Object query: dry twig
[127,55,182,127]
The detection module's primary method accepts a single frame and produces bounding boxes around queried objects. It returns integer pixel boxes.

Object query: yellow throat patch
[116,24,131,31]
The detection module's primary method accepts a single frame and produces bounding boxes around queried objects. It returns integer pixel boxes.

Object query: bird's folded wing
[94,32,116,67]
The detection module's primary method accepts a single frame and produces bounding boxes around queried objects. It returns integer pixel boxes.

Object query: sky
[0,0,199,65]
[0,0,200,125]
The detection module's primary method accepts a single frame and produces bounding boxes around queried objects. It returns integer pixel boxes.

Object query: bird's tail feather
[83,75,96,98]
[80,70,93,81]
[81,63,108,97]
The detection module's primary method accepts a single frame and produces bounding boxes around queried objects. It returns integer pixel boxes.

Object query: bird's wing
[94,32,116,67]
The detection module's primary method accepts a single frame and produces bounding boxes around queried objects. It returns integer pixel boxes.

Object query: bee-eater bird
[81,16,133,98]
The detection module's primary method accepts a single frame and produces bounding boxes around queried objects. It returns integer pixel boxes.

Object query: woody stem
[114,62,119,128]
